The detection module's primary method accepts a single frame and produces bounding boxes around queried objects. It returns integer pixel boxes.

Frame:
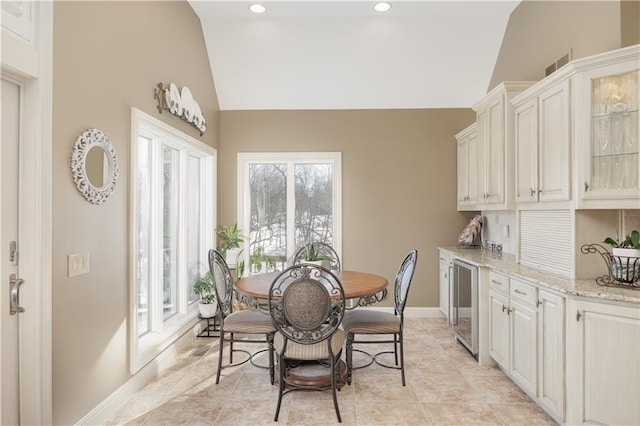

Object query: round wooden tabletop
[234,270,388,300]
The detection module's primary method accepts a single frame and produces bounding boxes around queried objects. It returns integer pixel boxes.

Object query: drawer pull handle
[576,310,582,322]
[502,304,507,313]
[491,280,502,286]
[536,299,541,307]
[514,289,527,296]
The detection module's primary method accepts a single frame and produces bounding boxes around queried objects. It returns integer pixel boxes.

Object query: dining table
[233,269,389,387]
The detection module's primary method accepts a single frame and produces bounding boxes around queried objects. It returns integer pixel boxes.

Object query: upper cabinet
[513,78,571,207]
[473,82,535,210]
[455,123,479,211]
[574,47,639,209]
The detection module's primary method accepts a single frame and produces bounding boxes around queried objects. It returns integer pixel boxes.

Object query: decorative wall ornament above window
[154,82,207,135]
[70,128,119,205]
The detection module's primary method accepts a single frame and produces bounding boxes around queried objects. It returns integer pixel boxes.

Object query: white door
[1,77,22,425]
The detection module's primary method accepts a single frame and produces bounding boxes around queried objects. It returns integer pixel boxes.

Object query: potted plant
[301,243,332,269]
[193,272,217,318]
[603,230,640,258]
[216,223,245,267]
[603,230,640,282]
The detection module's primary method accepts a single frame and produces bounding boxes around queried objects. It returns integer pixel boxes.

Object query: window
[237,153,342,274]
[130,108,216,373]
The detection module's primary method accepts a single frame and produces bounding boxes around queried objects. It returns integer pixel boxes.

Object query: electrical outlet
[68,253,90,277]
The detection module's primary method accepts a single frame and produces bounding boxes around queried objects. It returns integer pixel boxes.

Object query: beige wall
[489,1,622,90]
[621,0,640,47]
[219,109,476,309]
[52,1,219,424]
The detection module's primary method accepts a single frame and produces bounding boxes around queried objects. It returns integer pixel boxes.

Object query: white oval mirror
[71,128,118,205]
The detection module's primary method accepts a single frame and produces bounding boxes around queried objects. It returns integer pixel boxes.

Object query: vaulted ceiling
[189,1,521,110]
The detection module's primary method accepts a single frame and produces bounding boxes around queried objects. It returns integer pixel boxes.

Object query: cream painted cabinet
[514,79,571,205]
[575,45,640,209]
[489,281,510,368]
[473,82,534,210]
[566,299,640,425]
[438,250,453,320]
[488,269,538,397]
[536,289,565,422]
[455,123,478,211]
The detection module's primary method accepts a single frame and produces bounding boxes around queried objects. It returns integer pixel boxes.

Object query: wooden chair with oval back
[268,263,346,422]
[342,249,418,386]
[208,249,276,384]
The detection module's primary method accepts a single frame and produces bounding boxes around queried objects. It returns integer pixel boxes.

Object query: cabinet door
[485,96,506,205]
[537,290,565,422]
[539,80,571,202]
[438,255,451,319]
[457,138,469,209]
[467,130,479,206]
[568,300,640,425]
[489,290,510,369]
[509,299,537,395]
[515,98,539,203]
[577,63,639,207]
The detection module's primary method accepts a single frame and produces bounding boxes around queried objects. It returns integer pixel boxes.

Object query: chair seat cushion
[342,310,400,334]
[224,309,276,333]
[275,328,345,360]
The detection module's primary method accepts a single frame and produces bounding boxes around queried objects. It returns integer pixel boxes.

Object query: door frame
[1,1,53,424]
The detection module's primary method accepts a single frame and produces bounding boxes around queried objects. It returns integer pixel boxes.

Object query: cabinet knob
[576,310,582,322]
[530,187,535,196]
[584,181,589,192]
[536,299,541,308]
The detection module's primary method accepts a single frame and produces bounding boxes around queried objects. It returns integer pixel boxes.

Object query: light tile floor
[103,318,556,425]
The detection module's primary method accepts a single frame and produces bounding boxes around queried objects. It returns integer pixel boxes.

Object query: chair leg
[330,356,342,423]
[274,355,286,422]
[399,332,405,386]
[346,333,353,385]
[393,334,399,366]
[229,332,234,364]
[267,333,275,385]
[216,331,225,384]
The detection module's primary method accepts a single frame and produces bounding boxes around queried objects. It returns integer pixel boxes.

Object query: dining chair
[292,242,341,271]
[343,249,418,386]
[268,264,346,423]
[208,249,276,385]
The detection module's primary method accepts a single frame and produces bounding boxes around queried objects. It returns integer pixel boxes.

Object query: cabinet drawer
[510,278,537,307]
[489,271,510,295]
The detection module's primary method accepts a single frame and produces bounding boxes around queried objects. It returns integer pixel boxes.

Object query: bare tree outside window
[246,159,336,274]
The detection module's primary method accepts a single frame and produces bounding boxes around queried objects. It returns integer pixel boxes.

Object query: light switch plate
[68,253,90,277]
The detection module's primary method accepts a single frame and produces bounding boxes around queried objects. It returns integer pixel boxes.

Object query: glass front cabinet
[575,46,640,208]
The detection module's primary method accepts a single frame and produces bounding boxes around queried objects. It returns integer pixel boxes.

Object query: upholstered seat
[224,310,277,334]
[274,329,345,360]
[341,310,400,334]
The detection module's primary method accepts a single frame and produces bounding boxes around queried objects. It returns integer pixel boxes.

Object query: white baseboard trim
[358,306,446,318]
[76,322,203,425]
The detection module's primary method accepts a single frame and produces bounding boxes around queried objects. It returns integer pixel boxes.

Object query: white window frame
[130,108,216,373]
[237,152,342,270]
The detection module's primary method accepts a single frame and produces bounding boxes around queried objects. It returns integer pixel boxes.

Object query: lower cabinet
[488,272,565,422]
[438,250,453,321]
[537,289,565,421]
[566,299,640,425]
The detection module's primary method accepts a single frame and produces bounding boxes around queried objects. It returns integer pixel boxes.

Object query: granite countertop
[439,246,640,305]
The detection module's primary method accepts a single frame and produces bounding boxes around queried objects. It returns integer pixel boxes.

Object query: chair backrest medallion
[269,264,345,345]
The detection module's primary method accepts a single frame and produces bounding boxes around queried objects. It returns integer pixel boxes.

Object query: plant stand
[581,243,640,289]
[198,315,221,338]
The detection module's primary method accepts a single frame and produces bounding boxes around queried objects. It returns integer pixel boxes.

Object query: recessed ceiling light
[374,2,391,12]
[249,3,266,14]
